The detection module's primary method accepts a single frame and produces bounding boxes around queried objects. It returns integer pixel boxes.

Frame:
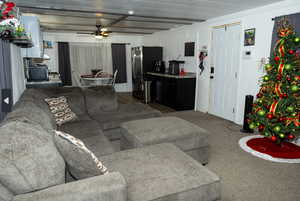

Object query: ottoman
[102,143,220,201]
[120,117,210,164]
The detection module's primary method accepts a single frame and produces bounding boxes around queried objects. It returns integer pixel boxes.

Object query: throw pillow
[0,121,65,194]
[54,130,108,180]
[45,96,77,126]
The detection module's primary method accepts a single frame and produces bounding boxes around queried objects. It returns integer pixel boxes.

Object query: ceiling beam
[42,28,153,35]
[104,15,128,27]
[21,11,193,25]
[41,22,170,31]
[18,5,204,22]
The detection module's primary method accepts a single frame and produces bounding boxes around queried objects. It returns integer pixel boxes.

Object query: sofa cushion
[19,89,57,118]
[0,182,13,201]
[44,87,89,120]
[83,86,119,114]
[59,120,116,156]
[0,121,65,195]
[45,96,77,126]
[59,120,103,139]
[6,100,56,131]
[62,92,88,119]
[41,87,82,96]
[54,131,109,180]
[19,89,48,102]
[92,103,161,130]
[102,143,220,201]
[22,88,89,121]
[82,135,117,157]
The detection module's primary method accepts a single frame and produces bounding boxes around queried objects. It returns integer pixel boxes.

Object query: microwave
[27,65,49,82]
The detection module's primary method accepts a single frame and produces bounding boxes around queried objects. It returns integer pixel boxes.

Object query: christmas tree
[248,18,300,144]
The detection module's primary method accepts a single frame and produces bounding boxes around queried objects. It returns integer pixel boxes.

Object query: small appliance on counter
[169,60,185,75]
[27,64,49,82]
[153,60,165,73]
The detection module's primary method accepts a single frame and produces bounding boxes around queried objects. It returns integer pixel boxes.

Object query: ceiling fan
[77,24,112,39]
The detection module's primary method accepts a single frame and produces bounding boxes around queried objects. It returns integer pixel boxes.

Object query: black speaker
[241,95,254,133]
[1,88,12,113]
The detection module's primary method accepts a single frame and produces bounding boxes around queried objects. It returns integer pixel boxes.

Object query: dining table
[80,74,113,86]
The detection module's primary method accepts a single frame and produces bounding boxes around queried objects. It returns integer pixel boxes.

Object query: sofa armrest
[13,172,127,201]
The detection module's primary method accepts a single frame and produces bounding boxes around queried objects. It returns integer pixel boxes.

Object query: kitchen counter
[147,72,196,79]
[146,72,196,111]
[26,76,62,88]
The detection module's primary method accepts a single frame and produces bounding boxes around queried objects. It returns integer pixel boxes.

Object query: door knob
[210,76,214,79]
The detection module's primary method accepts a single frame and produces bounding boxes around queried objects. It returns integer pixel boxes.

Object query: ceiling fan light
[95,35,103,39]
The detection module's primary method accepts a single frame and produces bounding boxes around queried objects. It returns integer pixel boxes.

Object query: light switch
[243,50,252,60]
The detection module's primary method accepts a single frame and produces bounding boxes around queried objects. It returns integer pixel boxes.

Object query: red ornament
[287,77,291,81]
[5,2,16,8]
[256,93,263,98]
[279,117,285,122]
[276,75,282,81]
[289,50,295,54]
[288,134,295,140]
[283,94,288,98]
[274,56,280,62]
[267,113,274,119]
[258,125,265,131]
[271,136,277,142]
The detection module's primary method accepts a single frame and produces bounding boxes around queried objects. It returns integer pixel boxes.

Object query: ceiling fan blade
[77,32,94,35]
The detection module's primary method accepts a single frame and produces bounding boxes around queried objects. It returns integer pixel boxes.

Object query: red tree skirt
[247,137,300,159]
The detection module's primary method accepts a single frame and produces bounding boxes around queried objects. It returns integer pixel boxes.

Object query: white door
[209,24,241,121]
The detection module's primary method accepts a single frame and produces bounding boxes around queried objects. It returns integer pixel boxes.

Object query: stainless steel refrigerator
[132,46,163,99]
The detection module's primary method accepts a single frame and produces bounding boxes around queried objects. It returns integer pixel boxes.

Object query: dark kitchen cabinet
[147,73,196,111]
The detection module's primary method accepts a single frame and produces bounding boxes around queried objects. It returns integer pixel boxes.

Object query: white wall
[143,0,300,125]
[143,25,199,73]
[43,32,143,92]
[10,44,26,104]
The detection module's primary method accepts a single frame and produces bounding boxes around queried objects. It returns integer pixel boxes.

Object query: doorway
[209,23,241,121]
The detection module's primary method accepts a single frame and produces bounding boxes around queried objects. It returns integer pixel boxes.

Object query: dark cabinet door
[0,40,12,121]
[176,78,196,110]
[163,78,177,108]
[148,74,196,111]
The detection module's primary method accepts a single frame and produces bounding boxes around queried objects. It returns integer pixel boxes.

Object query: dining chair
[111,70,118,87]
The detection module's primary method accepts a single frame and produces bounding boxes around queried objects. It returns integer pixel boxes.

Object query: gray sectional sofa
[0,86,221,201]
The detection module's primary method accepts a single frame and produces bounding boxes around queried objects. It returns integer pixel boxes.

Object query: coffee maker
[153,60,165,73]
[169,60,185,75]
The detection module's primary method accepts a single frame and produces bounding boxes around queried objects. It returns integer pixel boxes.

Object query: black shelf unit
[147,74,196,111]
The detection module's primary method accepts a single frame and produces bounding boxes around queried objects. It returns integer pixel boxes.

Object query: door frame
[208,22,242,122]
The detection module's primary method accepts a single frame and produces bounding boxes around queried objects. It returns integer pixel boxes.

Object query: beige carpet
[164,111,300,201]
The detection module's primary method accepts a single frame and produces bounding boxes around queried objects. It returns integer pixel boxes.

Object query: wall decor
[44,40,53,48]
[185,42,195,56]
[244,28,256,46]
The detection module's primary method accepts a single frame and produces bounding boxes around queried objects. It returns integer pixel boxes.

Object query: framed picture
[185,42,195,56]
[244,28,256,46]
[43,40,53,49]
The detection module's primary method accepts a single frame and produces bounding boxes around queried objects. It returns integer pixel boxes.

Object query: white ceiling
[15,0,284,35]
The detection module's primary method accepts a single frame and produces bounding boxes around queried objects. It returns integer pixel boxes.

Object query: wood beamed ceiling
[19,5,204,35]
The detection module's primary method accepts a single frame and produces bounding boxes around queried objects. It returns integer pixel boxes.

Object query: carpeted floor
[164,111,300,201]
